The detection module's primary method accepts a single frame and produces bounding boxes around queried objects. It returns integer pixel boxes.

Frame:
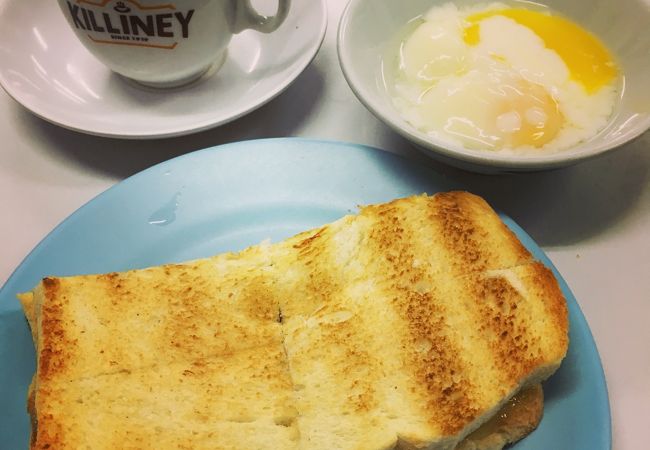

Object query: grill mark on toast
[468,263,568,387]
[397,288,480,435]
[33,384,66,449]
[470,275,542,386]
[39,261,286,384]
[153,271,280,355]
[429,193,487,274]
[367,203,479,435]
[34,343,290,387]
[429,192,532,275]
[294,225,338,314]
[38,278,76,384]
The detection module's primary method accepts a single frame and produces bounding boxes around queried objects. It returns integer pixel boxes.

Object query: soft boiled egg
[391,2,620,152]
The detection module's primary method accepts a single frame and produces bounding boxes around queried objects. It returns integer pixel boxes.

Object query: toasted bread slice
[272,194,566,449]
[20,290,543,450]
[31,346,299,449]
[23,244,300,449]
[20,191,567,449]
[29,242,283,384]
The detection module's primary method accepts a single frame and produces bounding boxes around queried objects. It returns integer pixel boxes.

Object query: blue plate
[0,139,610,449]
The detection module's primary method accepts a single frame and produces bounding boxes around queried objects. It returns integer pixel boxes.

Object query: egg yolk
[491,80,563,148]
[418,75,563,150]
[463,9,618,93]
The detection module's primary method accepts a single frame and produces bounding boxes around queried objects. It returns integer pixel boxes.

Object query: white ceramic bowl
[338,0,650,172]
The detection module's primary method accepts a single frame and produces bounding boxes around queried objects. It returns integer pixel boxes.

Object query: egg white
[391,2,619,153]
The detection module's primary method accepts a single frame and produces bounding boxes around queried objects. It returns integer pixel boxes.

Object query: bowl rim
[336,0,650,170]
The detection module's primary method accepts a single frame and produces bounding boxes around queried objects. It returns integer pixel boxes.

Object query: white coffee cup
[56,0,291,87]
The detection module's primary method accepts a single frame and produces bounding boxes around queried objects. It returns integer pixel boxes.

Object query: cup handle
[232,0,291,33]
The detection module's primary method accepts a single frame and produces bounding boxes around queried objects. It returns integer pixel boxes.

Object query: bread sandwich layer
[19,192,568,450]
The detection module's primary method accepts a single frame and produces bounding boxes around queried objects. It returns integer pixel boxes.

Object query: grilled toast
[19,191,568,449]
[19,291,543,450]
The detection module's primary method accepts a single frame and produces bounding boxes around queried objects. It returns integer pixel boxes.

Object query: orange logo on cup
[64,0,194,49]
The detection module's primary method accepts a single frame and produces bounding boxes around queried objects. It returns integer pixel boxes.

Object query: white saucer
[0,0,327,139]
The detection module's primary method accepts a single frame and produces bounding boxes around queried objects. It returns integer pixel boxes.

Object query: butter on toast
[19,191,567,449]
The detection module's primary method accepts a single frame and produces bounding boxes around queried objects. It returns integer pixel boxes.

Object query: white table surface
[1,1,648,448]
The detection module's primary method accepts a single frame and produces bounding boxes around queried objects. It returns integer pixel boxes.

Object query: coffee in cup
[57,0,291,87]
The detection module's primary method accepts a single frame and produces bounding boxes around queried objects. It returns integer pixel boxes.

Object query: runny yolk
[463,9,618,93]
[491,80,563,148]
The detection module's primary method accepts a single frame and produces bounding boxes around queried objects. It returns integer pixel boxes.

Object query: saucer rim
[0,0,328,139]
